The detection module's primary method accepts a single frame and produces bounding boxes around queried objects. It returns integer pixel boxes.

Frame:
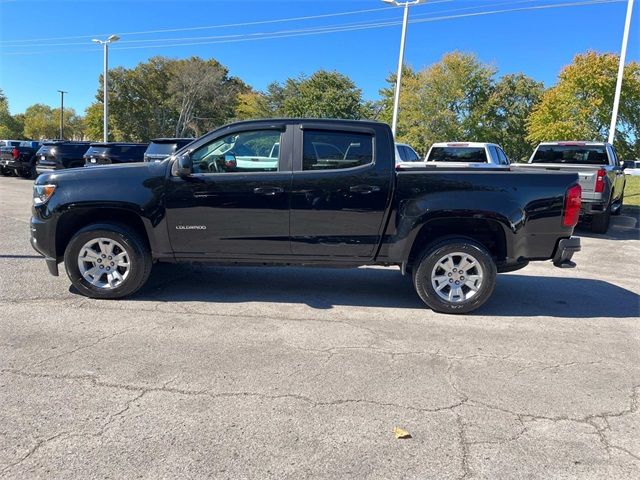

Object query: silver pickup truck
[516,142,626,233]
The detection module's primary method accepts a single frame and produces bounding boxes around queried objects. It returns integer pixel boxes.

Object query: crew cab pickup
[517,142,626,233]
[0,141,42,178]
[30,119,581,314]
[424,142,511,168]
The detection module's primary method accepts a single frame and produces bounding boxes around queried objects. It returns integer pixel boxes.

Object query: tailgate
[513,163,597,195]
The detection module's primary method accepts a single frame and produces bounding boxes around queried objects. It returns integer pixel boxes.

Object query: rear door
[289,122,393,258]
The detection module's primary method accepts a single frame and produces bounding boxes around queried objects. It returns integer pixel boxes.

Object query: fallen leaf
[394,426,412,439]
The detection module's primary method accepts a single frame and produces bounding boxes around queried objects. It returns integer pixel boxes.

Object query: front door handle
[253,186,284,196]
[349,184,380,194]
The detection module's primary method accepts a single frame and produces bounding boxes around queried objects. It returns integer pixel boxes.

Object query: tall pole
[94,35,119,141]
[608,0,635,144]
[103,42,109,142]
[57,90,66,140]
[391,3,410,138]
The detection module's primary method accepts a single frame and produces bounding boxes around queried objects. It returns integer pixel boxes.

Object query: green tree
[280,70,366,119]
[87,56,246,141]
[23,104,82,140]
[83,102,106,141]
[168,56,248,137]
[481,74,544,161]
[0,89,24,138]
[235,91,271,120]
[379,52,495,154]
[527,51,640,160]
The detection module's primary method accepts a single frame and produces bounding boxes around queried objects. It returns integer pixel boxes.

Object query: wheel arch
[55,207,151,259]
[405,217,508,271]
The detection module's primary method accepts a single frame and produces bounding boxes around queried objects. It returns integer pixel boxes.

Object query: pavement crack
[21,326,137,371]
[0,431,68,475]
[455,413,472,480]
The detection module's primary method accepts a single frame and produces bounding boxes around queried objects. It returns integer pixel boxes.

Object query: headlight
[33,184,56,205]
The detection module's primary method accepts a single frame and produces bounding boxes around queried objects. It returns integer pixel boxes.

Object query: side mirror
[223,152,237,170]
[175,153,192,177]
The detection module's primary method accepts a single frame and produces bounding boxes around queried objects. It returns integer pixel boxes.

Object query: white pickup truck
[517,142,626,233]
[424,142,511,168]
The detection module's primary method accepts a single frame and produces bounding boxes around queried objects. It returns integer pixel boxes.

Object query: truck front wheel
[413,238,496,314]
[64,223,152,299]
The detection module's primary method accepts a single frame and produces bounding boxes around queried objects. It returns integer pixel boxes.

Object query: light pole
[57,90,67,140]
[383,0,424,138]
[608,0,634,144]
[92,35,120,142]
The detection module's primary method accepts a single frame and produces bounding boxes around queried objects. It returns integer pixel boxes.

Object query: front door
[165,125,293,258]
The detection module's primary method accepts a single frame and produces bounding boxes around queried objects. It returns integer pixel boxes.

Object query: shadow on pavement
[112,263,640,318]
[574,212,639,241]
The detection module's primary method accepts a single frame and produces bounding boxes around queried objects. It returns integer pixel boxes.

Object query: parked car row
[0,138,195,178]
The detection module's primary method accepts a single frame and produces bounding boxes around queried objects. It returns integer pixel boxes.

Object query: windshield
[146,142,177,156]
[531,145,608,165]
[85,146,110,156]
[428,147,487,162]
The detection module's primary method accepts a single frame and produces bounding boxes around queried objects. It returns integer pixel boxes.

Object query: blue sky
[0,0,638,115]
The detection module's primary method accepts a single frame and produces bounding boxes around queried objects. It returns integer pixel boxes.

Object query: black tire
[413,237,497,314]
[0,167,15,177]
[18,167,34,179]
[591,205,611,233]
[63,223,152,299]
[612,193,623,216]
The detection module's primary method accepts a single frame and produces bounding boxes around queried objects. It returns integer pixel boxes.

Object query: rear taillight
[12,147,19,160]
[563,184,582,228]
[594,168,606,193]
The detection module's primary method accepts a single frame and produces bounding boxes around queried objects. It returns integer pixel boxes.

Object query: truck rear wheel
[64,223,152,299]
[612,193,623,216]
[413,238,496,314]
[591,205,611,234]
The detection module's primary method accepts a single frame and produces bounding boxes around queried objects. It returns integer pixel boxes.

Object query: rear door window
[303,130,373,170]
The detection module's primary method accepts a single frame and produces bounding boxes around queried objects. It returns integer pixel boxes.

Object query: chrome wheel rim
[77,238,130,289]
[431,252,483,303]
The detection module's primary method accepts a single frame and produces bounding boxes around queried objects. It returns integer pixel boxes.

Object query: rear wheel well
[407,218,507,270]
[55,208,149,258]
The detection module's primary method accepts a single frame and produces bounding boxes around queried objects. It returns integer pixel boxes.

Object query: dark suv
[35,141,91,174]
[84,143,148,166]
[143,138,194,162]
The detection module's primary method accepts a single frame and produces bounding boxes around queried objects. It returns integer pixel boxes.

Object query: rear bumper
[552,237,580,268]
[580,199,607,215]
[1,159,25,170]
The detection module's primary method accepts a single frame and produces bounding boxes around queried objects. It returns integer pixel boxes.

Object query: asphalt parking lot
[0,174,639,479]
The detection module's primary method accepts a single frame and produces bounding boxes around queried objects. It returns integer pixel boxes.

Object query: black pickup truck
[30,119,581,314]
[0,141,41,178]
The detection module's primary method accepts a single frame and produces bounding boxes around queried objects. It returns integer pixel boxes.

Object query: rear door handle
[349,184,380,194]
[253,186,284,196]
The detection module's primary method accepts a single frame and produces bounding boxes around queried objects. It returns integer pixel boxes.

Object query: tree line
[1,51,638,161]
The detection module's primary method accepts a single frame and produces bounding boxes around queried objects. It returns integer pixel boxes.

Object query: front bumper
[30,215,59,276]
[552,237,580,268]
